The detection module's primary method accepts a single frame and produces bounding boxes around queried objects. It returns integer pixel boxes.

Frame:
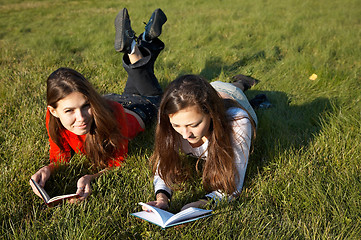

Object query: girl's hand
[69,175,93,203]
[143,192,169,211]
[181,199,209,211]
[143,200,169,211]
[30,164,54,198]
[69,169,108,203]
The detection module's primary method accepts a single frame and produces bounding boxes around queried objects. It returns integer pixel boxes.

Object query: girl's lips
[74,122,88,129]
[186,137,199,142]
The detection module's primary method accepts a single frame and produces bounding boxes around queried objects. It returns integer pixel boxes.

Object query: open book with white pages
[131,202,213,229]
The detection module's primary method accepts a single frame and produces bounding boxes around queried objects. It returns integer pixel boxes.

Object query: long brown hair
[47,68,126,168]
[151,74,254,194]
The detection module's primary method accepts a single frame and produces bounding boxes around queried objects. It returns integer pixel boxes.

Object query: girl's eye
[191,122,200,128]
[65,109,73,113]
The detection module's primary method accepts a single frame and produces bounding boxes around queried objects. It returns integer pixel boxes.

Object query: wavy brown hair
[47,68,126,168]
[151,74,255,195]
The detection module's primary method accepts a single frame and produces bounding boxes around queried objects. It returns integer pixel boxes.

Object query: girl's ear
[47,106,59,118]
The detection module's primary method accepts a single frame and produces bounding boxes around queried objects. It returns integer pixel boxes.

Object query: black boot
[143,8,167,41]
[114,8,136,53]
[250,94,272,109]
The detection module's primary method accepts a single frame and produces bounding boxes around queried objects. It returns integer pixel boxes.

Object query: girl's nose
[181,127,192,139]
[76,109,86,121]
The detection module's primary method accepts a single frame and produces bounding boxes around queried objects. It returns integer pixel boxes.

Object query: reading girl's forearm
[155,192,170,209]
[156,192,169,202]
[181,199,210,211]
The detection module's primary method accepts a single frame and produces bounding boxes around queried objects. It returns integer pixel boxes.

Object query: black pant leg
[122,39,164,96]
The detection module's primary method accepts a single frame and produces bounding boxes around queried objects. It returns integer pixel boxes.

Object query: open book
[131,202,213,229]
[31,179,79,206]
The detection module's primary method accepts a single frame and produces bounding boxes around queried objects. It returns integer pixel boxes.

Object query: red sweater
[46,101,144,167]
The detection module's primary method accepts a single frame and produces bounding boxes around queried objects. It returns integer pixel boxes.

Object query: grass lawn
[1,0,360,239]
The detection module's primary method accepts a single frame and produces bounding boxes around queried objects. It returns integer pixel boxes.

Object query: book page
[138,202,174,227]
[131,211,164,228]
[165,213,213,228]
[164,207,212,226]
[48,193,79,204]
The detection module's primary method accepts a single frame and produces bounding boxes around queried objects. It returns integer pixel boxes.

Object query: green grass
[1,0,360,239]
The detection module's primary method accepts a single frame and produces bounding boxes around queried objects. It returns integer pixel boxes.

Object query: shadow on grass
[246,91,334,181]
[199,48,282,80]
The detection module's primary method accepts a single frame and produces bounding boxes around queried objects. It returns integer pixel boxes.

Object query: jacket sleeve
[153,167,172,199]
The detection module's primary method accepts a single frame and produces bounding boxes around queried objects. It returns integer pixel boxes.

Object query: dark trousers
[104,38,164,127]
[122,38,164,96]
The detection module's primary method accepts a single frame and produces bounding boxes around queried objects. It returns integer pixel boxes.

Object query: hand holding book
[30,164,54,199]
[30,179,79,207]
[143,192,170,211]
[71,174,94,203]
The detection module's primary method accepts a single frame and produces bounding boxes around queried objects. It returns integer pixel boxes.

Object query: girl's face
[168,105,211,147]
[48,92,93,135]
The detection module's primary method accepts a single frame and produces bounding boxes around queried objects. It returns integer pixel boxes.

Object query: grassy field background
[1,0,360,239]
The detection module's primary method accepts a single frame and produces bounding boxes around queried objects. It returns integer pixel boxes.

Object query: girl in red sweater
[30,8,167,203]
